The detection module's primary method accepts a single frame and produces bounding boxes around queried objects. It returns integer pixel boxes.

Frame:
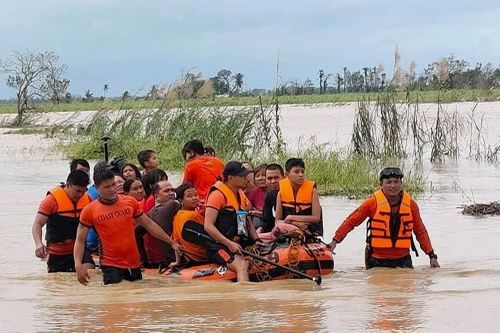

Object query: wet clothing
[37,186,91,255]
[143,194,155,214]
[135,201,179,265]
[334,191,434,260]
[47,247,94,273]
[85,184,99,251]
[101,266,142,285]
[183,156,224,204]
[172,210,207,262]
[278,178,323,236]
[80,195,143,269]
[365,245,413,269]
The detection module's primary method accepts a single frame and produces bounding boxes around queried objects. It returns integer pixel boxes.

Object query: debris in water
[461,202,500,216]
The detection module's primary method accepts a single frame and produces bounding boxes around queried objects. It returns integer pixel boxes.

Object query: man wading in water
[74,166,182,285]
[329,167,440,269]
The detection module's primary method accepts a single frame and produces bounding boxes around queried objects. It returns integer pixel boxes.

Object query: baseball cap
[223,161,252,177]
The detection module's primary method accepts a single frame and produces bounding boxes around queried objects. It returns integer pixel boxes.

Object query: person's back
[183,155,224,200]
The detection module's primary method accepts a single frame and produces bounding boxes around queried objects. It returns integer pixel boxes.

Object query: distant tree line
[1,48,500,126]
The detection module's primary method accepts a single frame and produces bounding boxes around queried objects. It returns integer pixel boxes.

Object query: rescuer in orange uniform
[329,167,440,269]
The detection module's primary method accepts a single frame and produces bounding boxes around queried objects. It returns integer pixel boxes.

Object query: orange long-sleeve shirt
[334,194,434,259]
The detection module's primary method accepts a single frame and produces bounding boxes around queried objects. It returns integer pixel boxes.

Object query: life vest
[45,186,91,244]
[278,178,323,236]
[209,181,250,242]
[173,210,207,262]
[367,190,414,249]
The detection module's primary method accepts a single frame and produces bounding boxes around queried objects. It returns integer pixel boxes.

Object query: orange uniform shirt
[334,195,434,259]
[183,156,224,201]
[80,196,143,268]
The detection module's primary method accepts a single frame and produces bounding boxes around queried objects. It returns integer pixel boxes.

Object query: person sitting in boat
[261,158,322,241]
[32,170,95,273]
[328,167,440,269]
[137,149,160,176]
[182,140,224,212]
[171,183,209,263]
[136,180,178,268]
[121,163,142,181]
[142,168,168,213]
[245,164,267,230]
[259,163,284,233]
[123,178,146,207]
[74,166,181,285]
[204,161,261,282]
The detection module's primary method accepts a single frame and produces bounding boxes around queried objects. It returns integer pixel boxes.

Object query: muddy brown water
[1,102,500,332]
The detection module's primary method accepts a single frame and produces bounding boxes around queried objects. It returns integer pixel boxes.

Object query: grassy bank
[27,97,424,197]
[1,88,499,114]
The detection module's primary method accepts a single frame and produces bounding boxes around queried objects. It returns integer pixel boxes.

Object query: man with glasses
[329,167,440,269]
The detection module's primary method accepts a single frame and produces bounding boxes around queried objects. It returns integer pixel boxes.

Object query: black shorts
[47,247,94,273]
[101,266,143,285]
[208,247,236,266]
[366,254,413,269]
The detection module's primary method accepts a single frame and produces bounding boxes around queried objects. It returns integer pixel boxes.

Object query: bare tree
[39,53,69,104]
[0,51,62,125]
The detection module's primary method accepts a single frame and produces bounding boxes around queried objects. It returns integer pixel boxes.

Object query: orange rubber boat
[154,241,334,282]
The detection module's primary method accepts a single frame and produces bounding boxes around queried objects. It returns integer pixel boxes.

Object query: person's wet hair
[142,168,168,196]
[123,178,143,193]
[181,140,205,157]
[266,163,284,176]
[175,183,195,200]
[285,158,305,172]
[67,170,90,187]
[253,164,268,177]
[69,159,90,172]
[137,149,156,168]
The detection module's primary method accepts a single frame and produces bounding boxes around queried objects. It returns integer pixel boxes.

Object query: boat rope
[287,229,305,278]
[246,244,272,282]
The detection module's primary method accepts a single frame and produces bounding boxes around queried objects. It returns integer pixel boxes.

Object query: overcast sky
[0,0,499,98]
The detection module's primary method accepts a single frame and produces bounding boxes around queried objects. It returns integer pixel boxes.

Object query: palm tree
[318,69,325,94]
[103,84,109,100]
[233,73,244,95]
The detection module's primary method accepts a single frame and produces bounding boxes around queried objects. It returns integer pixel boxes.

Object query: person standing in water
[329,167,440,269]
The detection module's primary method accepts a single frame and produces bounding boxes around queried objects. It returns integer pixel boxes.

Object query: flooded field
[1,102,500,332]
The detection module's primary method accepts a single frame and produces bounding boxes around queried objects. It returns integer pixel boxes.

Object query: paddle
[184,227,322,285]
[101,136,111,162]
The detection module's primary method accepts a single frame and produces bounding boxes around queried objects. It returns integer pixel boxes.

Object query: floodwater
[1,102,500,332]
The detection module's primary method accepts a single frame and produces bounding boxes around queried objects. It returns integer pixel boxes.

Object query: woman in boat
[123,178,145,207]
[245,164,267,230]
[121,163,142,181]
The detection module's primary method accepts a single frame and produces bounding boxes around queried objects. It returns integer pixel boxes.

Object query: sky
[0,0,499,99]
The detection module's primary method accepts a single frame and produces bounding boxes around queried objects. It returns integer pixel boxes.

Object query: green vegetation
[1,88,499,115]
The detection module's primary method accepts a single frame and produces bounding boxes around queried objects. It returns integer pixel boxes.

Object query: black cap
[379,167,404,181]
[223,161,252,177]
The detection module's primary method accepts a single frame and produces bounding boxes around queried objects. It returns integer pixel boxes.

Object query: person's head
[265,163,284,190]
[223,161,252,189]
[285,158,306,186]
[153,180,175,204]
[379,167,404,197]
[142,168,168,197]
[182,140,205,162]
[93,166,117,200]
[69,159,90,175]
[123,178,145,202]
[242,161,254,171]
[205,145,216,157]
[114,175,125,194]
[253,164,267,189]
[137,149,159,170]
[175,183,199,210]
[121,163,141,181]
[65,170,90,202]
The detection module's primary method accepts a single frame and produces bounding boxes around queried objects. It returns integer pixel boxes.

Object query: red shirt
[80,196,143,268]
[334,194,434,259]
[246,187,266,211]
[183,156,224,201]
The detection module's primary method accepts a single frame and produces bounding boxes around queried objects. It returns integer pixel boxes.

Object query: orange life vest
[278,178,323,236]
[368,190,414,249]
[209,181,250,242]
[172,210,207,262]
[46,185,91,244]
